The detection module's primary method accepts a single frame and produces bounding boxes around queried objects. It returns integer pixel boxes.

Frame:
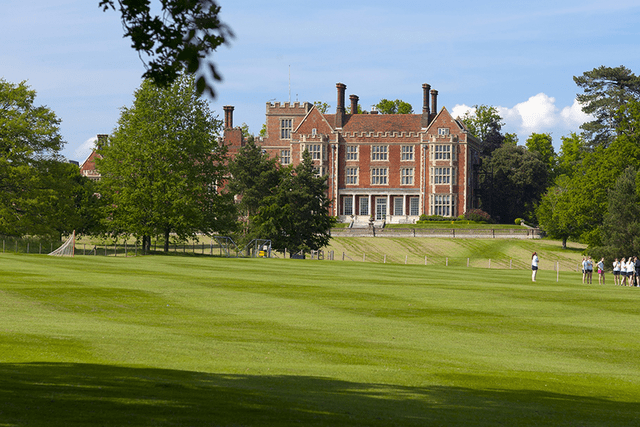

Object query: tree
[482,145,548,224]
[313,101,331,114]
[536,175,575,249]
[0,78,75,238]
[227,138,282,240]
[503,133,518,146]
[461,105,505,156]
[376,99,413,114]
[555,132,586,178]
[97,74,236,252]
[525,133,556,179]
[253,151,335,255]
[99,0,233,97]
[574,65,640,147]
[591,167,640,260]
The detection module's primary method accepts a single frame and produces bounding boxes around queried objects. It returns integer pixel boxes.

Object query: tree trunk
[562,237,567,250]
[164,228,170,252]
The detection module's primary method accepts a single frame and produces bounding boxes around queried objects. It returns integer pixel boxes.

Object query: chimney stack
[421,84,431,127]
[430,90,438,118]
[349,94,359,115]
[223,105,234,129]
[336,83,346,128]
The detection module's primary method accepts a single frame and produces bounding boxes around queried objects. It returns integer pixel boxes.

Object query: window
[313,166,325,177]
[401,145,414,161]
[432,194,453,216]
[410,197,419,216]
[438,127,450,136]
[432,167,450,184]
[371,167,388,185]
[308,144,322,160]
[280,118,292,139]
[371,145,388,161]
[280,149,291,165]
[394,197,403,216]
[434,145,451,160]
[346,145,358,161]
[359,197,369,216]
[345,167,358,185]
[343,197,353,216]
[401,168,414,185]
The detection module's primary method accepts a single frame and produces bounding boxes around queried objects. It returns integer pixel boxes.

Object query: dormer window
[438,127,450,136]
[311,128,317,136]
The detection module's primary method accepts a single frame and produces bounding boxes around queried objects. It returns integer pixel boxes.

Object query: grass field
[1,249,639,426]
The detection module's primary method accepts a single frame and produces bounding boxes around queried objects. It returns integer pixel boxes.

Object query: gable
[292,106,334,136]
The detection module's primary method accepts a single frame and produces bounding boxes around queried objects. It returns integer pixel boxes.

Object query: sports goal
[48,230,76,257]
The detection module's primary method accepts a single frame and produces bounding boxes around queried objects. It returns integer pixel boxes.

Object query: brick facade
[224,83,481,225]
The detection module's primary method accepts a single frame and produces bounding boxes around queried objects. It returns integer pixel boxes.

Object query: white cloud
[74,136,97,163]
[452,94,592,145]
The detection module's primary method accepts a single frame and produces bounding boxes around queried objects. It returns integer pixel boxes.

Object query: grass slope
[0,253,638,426]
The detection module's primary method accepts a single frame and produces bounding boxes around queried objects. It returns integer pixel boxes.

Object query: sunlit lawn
[0,253,638,426]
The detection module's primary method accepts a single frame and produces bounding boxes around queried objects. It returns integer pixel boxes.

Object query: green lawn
[0,253,639,426]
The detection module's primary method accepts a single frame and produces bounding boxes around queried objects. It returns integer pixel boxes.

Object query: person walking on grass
[531,252,539,282]
[582,257,588,284]
[597,258,605,285]
[625,257,634,286]
[613,258,621,285]
[634,256,640,287]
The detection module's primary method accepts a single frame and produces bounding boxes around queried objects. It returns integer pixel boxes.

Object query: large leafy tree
[253,151,335,255]
[227,137,282,241]
[555,132,586,178]
[97,74,236,251]
[0,79,82,238]
[482,145,548,224]
[525,133,556,179]
[461,105,505,157]
[535,176,576,249]
[376,99,413,114]
[590,167,640,261]
[99,0,233,97]
[574,65,640,147]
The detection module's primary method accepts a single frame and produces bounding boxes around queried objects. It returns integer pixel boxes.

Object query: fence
[1,236,271,258]
[275,249,580,273]
[330,228,544,239]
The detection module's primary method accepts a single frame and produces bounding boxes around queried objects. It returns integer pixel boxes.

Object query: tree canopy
[460,105,505,156]
[375,99,413,114]
[0,78,93,238]
[574,65,640,147]
[252,151,334,255]
[97,74,236,251]
[99,0,233,97]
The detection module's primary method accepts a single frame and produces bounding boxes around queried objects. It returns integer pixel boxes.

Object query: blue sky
[3,0,640,163]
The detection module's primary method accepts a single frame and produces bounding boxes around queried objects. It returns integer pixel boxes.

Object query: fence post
[84,244,86,256]
[510,259,512,269]
[363,253,366,262]
[384,254,386,263]
[489,259,491,269]
[342,251,345,261]
[425,255,427,266]
[40,243,42,255]
[446,257,448,266]
[467,258,469,267]
[125,241,127,257]
[27,242,29,254]
[405,255,408,264]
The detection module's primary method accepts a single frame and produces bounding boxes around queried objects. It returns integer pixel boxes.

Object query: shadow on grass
[0,363,636,426]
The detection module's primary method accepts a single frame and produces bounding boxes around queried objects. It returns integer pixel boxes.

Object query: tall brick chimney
[336,83,346,128]
[223,105,234,129]
[430,90,438,118]
[349,94,359,115]
[421,84,431,127]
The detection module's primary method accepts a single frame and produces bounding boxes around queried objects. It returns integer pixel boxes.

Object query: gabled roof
[293,105,335,134]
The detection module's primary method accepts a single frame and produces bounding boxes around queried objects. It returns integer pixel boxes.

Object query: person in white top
[625,258,634,286]
[613,258,621,285]
[531,252,539,282]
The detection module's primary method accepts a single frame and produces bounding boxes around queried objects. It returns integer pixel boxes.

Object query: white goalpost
[48,230,76,257]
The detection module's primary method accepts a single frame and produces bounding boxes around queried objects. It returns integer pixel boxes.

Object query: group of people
[581,256,640,286]
[611,257,640,286]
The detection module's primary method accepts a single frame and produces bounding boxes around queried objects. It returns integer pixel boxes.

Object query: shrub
[464,209,491,223]
[515,218,524,225]
[418,215,458,222]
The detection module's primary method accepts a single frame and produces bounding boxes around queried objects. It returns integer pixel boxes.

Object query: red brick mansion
[224,83,481,225]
